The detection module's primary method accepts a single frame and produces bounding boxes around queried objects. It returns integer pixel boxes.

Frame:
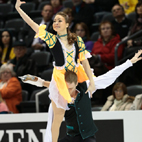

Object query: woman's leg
[52,101,65,142]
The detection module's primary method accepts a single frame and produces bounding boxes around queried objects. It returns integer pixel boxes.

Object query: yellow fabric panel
[53,64,88,103]
[119,0,138,14]
[53,67,72,103]
[35,25,57,48]
[65,50,78,73]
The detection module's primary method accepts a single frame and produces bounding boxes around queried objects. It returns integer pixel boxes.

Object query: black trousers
[58,134,96,142]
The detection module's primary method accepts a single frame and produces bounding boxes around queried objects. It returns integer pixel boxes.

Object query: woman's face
[1,68,12,82]
[114,87,124,100]
[137,5,142,15]
[100,23,112,38]
[53,15,68,33]
[51,0,60,8]
[75,25,86,38]
[1,31,10,45]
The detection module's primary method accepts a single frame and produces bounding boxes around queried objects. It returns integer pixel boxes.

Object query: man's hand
[85,82,95,98]
[15,0,26,9]
[130,50,142,64]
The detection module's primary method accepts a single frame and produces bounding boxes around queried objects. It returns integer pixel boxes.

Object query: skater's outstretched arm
[15,0,39,33]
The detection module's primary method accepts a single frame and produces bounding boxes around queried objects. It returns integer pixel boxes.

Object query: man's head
[41,4,53,22]
[112,4,125,19]
[65,71,78,96]
[13,40,27,59]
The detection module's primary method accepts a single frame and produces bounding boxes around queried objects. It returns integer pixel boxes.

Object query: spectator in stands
[119,0,138,15]
[90,21,124,76]
[74,22,94,52]
[101,82,134,111]
[0,93,9,114]
[51,0,64,15]
[111,4,132,39]
[9,40,37,95]
[119,1,142,86]
[0,64,22,113]
[62,8,75,32]
[72,0,94,29]
[19,4,56,51]
[127,1,142,48]
[9,40,37,77]
[0,30,15,65]
[130,94,142,110]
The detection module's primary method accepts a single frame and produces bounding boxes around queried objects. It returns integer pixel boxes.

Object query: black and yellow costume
[36,25,89,104]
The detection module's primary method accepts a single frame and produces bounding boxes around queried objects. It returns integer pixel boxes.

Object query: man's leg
[52,101,65,142]
[58,135,70,142]
[59,135,82,142]
[83,136,96,142]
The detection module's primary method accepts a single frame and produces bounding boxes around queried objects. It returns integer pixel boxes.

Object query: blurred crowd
[0,0,142,113]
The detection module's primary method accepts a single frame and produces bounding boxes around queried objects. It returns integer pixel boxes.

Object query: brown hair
[65,70,77,84]
[112,82,127,98]
[99,20,116,38]
[74,22,90,40]
[135,1,142,21]
[55,12,77,45]
[62,8,73,16]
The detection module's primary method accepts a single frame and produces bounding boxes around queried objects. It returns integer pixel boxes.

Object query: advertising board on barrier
[0,111,142,142]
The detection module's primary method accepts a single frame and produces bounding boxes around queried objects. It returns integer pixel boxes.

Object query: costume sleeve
[0,78,22,99]
[35,25,57,48]
[86,60,133,96]
[77,36,86,61]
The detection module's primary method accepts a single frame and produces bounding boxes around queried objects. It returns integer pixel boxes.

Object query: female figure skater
[15,0,95,142]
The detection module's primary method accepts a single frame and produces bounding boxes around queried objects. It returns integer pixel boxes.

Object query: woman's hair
[51,0,62,7]
[0,64,16,78]
[65,70,77,84]
[112,82,127,98]
[129,1,142,35]
[74,22,90,41]
[135,1,142,22]
[0,29,13,62]
[99,21,116,37]
[62,8,73,16]
[55,12,77,45]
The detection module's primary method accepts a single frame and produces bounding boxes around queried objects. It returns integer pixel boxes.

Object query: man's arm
[86,50,142,94]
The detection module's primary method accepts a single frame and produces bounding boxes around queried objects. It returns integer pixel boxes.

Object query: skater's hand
[85,82,95,98]
[130,50,142,64]
[15,0,26,9]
